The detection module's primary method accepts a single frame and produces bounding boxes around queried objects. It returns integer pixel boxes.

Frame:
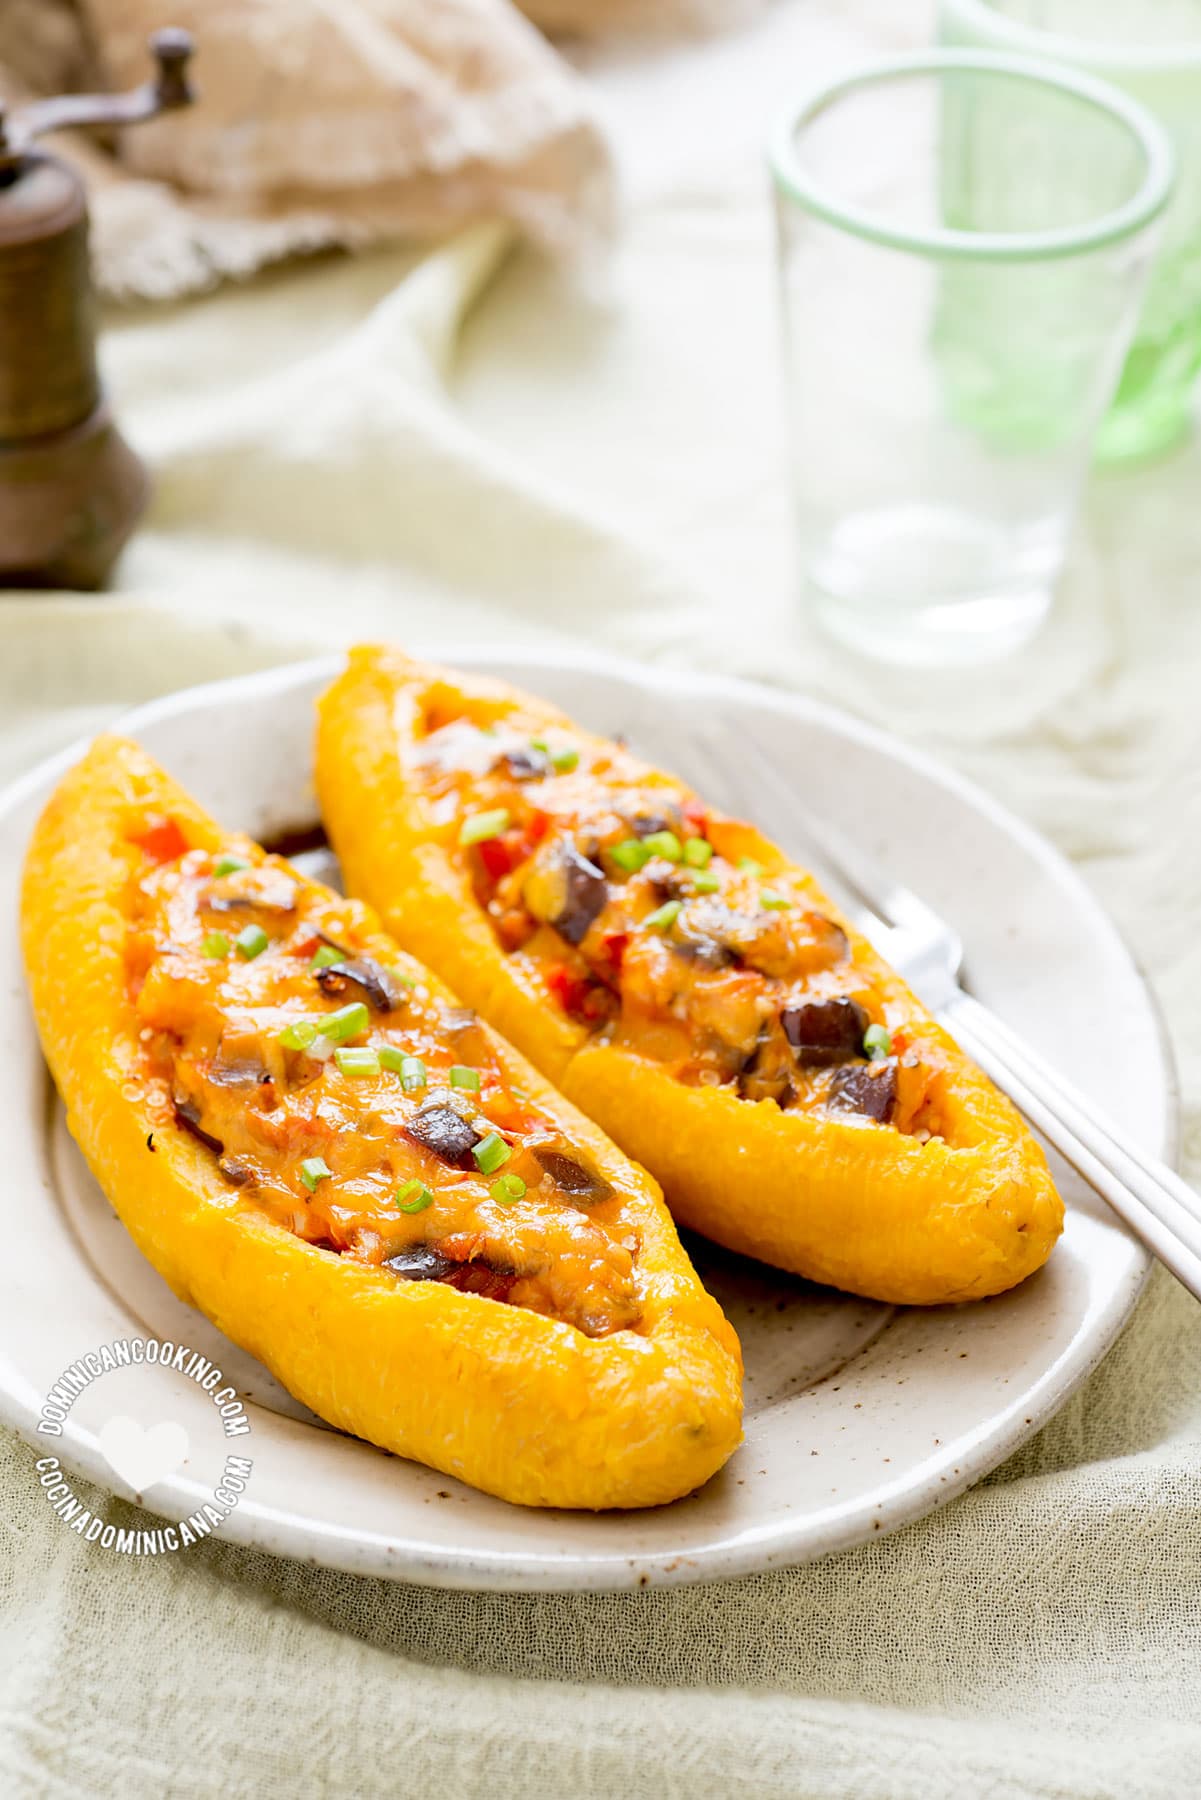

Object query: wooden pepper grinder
[0,29,195,590]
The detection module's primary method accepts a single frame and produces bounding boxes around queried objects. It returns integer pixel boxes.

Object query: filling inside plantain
[123,817,643,1339]
[406,707,953,1141]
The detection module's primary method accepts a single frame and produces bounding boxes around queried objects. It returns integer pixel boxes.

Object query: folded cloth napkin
[0,0,616,299]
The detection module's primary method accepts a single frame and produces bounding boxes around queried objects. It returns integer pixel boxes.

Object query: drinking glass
[941,1,1201,462]
[771,52,1173,667]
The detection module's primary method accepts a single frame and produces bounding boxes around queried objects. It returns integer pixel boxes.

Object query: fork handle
[942,991,1201,1303]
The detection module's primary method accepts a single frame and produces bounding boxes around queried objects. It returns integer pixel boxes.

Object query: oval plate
[0,649,1173,1589]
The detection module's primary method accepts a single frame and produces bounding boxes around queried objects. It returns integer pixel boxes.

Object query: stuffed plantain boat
[20,736,742,1509]
[316,647,1063,1306]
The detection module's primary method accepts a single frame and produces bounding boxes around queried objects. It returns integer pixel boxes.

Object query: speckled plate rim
[0,646,1176,1591]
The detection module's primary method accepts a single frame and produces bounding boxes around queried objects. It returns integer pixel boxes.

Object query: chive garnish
[334,1047,380,1077]
[760,889,791,911]
[310,944,343,971]
[472,1132,511,1176]
[737,857,762,876]
[550,747,579,773]
[643,900,682,932]
[449,1065,481,1092]
[682,837,712,868]
[611,838,652,874]
[491,1173,527,1205]
[213,853,249,878]
[642,830,682,863]
[459,809,510,847]
[279,1019,319,1051]
[319,1002,370,1044]
[235,923,269,960]
[396,1179,434,1214]
[300,1157,331,1192]
[691,870,720,894]
[202,931,229,959]
[864,1024,893,1060]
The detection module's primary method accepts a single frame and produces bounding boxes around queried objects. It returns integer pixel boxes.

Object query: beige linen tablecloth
[2,5,1200,1795]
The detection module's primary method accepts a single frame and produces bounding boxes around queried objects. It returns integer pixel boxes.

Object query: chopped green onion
[459,808,510,848]
[472,1132,511,1176]
[864,1024,893,1061]
[737,857,762,876]
[682,837,713,869]
[550,747,579,774]
[279,1019,319,1051]
[530,738,549,753]
[385,965,417,988]
[449,1065,480,1092]
[643,900,682,932]
[491,1173,527,1205]
[759,889,791,911]
[334,1047,381,1078]
[300,1157,331,1192]
[396,1179,434,1214]
[235,923,269,960]
[691,870,721,894]
[310,944,343,971]
[202,931,230,959]
[319,1001,370,1044]
[378,1046,426,1091]
[642,829,682,863]
[213,853,249,878]
[611,837,652,874]
[403,1055,428,1091]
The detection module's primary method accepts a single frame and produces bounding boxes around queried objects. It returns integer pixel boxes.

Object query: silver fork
[682,721,1201,1303]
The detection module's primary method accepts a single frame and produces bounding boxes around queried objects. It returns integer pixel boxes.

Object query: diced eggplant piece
[384,1246,458,1281]
[827,1059,897,1124]
[384,1245,516,1301]
[403,1103,482,1168]
[217,1155,254,1186]
[533,1144,614,1204]
[503,745,551,782]
[209,1033,272,1088]
[208,871,299,914]
[207,1060,269,1089]
[524,842,609,947]
[673,907,738,970]
[316,955,403,1013]
[737,1033,796,1106]
[556,845,609,946]
[781,996,869,1069]
[629,811,680,839]
[173,1097,223,1154]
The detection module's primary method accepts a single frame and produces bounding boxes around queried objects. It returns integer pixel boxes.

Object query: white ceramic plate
[0,650,1175,1590]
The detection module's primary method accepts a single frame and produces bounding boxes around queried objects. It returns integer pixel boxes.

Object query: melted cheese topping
[125,826,642,1338]
[407,712,948,1138]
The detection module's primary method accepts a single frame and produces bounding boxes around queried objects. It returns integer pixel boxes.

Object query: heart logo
[99,1416,189,1493]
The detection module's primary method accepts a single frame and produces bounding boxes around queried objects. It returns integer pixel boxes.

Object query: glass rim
[769,49,1176,263]
[943,0,1201,74]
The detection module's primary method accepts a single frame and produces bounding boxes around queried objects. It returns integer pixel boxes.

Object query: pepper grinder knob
[0,31,197,589]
